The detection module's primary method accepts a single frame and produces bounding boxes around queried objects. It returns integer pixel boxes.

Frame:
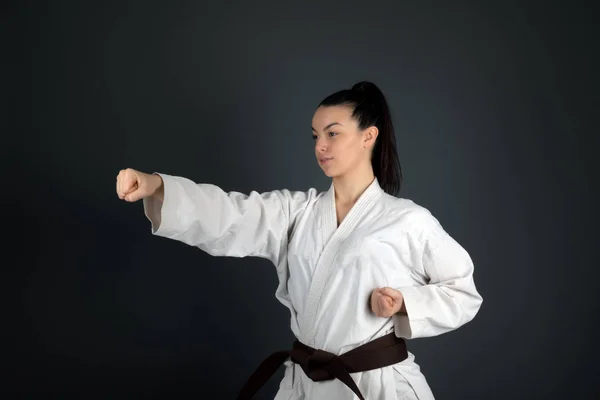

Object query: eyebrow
[311,122,342,132]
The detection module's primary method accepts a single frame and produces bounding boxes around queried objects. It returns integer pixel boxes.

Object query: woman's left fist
[370,287,404,318]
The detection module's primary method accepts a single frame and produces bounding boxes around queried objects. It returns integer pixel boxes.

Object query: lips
[319,157,333,163]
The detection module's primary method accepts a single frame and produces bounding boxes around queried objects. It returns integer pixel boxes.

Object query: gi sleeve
[393,211,483,339]
[142,172,310,265]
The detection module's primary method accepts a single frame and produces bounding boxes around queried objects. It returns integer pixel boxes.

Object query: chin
[319,162,344,178]
[321,169,340,179]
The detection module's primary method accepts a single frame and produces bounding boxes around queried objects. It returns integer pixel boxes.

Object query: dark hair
[318,81,402,196]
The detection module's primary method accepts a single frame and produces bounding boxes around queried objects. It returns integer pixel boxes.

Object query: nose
[315,137,327,153]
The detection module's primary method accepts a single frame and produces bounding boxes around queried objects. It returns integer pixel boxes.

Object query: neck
[333,165,376,206]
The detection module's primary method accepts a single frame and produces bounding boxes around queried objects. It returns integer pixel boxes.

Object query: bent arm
[394,213,483,339]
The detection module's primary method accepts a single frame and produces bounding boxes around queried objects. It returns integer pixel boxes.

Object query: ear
[362,126,379,148]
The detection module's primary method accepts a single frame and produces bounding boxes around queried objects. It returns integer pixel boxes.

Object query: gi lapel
[301,178,384,347]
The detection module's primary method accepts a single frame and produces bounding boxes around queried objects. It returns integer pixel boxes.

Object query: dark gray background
[3,0,598,399]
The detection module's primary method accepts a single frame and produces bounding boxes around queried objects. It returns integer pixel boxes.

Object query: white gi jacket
[143,173,483,400]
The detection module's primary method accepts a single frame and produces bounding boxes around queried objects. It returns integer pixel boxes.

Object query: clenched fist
[116,168,163,202]
[370,287,406,318]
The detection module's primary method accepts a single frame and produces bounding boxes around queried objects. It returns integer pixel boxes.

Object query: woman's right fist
[116,168,162,202]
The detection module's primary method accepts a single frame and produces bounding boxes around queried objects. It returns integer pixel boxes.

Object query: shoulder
[275,187,324,204]
[270,187,326,219]
[379,193,437,222]
[377,193,445,237]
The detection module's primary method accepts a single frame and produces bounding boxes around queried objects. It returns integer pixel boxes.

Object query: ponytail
[318,81,402,196]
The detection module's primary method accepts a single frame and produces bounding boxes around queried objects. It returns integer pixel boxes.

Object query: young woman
[116,81,483,399]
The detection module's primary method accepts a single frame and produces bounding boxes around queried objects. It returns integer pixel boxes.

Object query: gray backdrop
[4,0,597,399]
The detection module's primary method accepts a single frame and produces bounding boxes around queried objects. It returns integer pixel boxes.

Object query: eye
[328,131,338,137]
[312,135,318,140]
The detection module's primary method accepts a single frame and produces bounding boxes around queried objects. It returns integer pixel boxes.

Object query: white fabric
[143,173,483,399]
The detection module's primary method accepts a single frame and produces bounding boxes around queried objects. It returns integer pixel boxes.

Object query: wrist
[152,174,164,202]
[399,301,406,314]
[397,292,407,314]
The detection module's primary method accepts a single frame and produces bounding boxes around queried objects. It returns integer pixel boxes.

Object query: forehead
[312,105,356,131]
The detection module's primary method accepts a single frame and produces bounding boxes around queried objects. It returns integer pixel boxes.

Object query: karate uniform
[143,173,483,399]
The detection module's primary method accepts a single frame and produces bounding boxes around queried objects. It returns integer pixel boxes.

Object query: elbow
[461,291,483,325]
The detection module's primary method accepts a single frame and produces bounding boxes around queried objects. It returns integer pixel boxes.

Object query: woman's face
[311,105,377,178]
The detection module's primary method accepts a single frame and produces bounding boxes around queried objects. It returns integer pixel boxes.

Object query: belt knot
[307,349,335,377]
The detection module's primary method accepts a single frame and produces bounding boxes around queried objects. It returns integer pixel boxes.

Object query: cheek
[340,140,363,161]
[337,138,353,152]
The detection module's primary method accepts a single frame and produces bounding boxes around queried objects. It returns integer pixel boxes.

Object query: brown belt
[236,332,408,399]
